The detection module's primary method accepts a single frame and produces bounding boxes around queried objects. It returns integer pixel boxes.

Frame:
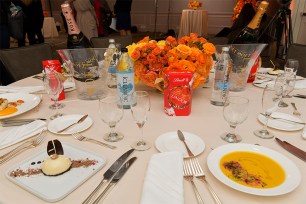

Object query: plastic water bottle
[210,47,232,106]
[116,48,134,109]
[107,39,118,88]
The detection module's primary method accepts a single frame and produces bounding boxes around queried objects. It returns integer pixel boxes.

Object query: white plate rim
[258,112,304,131]
[207,143,301,196]
[5,142,106,202]
[48,114,93,135]
[0,93,40,119]
[155,131,205,158]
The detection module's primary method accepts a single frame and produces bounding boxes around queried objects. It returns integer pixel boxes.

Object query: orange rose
[203,43,216,55]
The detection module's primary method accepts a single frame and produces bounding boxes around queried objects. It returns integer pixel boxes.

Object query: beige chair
[285,43,306,77]
[90,35,133,48]
[0,43,56,85]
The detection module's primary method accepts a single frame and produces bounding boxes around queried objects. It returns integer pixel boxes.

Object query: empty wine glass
[130,91,151,151]
[43,72,65,120]
[274,73,296,107]
[221,96,249,143]
[254,84,282,139]
[99,96,124,142]
[284,59,299,74]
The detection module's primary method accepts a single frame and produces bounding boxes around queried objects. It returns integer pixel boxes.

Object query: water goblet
[130,91,151,151]
[43,72,65,120]
[284,59,299,74]
[99,96,124,142]
[221,96,249,143]
[274,73,296,107]
[254,84,282,139]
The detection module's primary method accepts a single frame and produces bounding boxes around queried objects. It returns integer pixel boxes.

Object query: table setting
[0,41,306,203]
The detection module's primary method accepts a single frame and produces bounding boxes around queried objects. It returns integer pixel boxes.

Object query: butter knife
[82,149,134,204]
[92,157,137,204]
[260,113,305,125]
[177,130,194,157]
[275,137,306,162]
[57,114,88,133]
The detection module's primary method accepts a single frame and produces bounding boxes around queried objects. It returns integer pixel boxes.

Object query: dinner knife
[293,94,306,99]
[275,137,306,162]
[177,130,194,157]
[92,157,137,204]
[82,149,134,204]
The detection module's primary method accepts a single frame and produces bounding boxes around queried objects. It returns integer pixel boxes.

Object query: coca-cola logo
[168,86,191,109]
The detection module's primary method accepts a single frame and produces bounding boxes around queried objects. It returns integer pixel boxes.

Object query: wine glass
[221,96,249,143]
[284,59,299,74]
[130,91,151,151]
[254,84,282,139]
[99,96,124,142]
[274,73,296,107]
[43,72,65,120]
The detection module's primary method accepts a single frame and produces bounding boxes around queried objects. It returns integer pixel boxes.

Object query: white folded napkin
[0,86,44,93]
[295,79,306,89]
[0,120,47,149]
[140,151,184,204]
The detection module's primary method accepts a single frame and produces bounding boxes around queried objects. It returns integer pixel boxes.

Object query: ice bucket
[57,48,113,100]
[216,44,267,92]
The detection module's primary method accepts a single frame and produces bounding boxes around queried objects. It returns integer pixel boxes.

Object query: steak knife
[275,137,306,162]
[92,157,137,204]
[82,149,134,204]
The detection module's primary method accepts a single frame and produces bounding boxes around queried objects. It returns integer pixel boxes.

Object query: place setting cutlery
[259,113,305,125]
[82,149,135,204]
[72,132,116,149]
[57,114,88,133]
[275,137,306,162]
[0,118,47,127]
[0,130,47,165]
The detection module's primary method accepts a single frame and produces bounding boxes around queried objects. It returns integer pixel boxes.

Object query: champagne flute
[221,96,249,143]
[99,96,124,142]
[284,59,299,74]
[254,84,282,139]
[43,72,65,120]
[130,91,151,151]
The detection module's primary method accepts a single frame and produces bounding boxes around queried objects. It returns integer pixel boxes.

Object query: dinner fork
[183,159,204,204]
[72,133,116,149]
[0,130,47,165]
[190,158,222,204]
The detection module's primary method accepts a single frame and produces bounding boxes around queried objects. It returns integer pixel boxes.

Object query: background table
[42,17,59,38]
[178,9,208,38]
[0,74,305,204]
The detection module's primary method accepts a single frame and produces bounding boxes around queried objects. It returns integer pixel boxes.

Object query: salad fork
[0,130,47,165]
[183,159,204,204]
[190,158,222,204]
[72,133,116,149]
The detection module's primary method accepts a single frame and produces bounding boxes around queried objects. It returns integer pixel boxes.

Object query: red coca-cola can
[42,60,65,101]
[164,70,194,116]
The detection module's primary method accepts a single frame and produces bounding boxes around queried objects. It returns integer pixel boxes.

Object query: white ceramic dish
[155,131,205,158]
[0,93,41,119]
[48,114,93,135]
[207,143,301,196]
[5,142,106,202]
[258,112,304,131]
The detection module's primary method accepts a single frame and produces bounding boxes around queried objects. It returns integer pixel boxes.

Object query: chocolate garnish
[47,140,64,156]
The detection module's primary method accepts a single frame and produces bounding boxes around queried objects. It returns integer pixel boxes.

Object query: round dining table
[0,74,305,204]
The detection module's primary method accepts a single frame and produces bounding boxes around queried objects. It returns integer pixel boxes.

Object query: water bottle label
[117,72,134,107]
[108,65,117,74]
[217,81,230,91]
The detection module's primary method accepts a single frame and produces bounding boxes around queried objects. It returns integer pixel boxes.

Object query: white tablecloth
[0,74,305,204]
[42,17,59,38]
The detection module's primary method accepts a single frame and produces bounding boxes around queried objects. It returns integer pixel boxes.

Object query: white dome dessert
[41,154,72,176]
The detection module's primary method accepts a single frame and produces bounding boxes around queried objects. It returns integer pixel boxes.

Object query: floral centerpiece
[188,1,202,10]
[127,33,216,91]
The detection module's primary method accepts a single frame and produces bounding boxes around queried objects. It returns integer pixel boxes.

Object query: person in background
[0,0,10,49]
[114,0,133,36]
[73,0,98,40]
[92,0,111,36]
[21,0,44,45]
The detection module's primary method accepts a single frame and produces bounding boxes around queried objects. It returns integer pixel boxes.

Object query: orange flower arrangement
[127,33,216,90]
[188,1,202,10]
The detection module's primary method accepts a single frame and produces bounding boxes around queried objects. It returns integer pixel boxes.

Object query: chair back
[0,43,55,84]
[90,35,133,48]
[286,43,306,77]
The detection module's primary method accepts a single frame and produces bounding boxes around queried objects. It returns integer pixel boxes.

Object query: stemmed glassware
[130,91,151,151]
[43,72,65,120]
[284,59,299,74]
[274,73,296,107]
[221,96,249,143]
[98,96,124,142]
[254,84,282,139]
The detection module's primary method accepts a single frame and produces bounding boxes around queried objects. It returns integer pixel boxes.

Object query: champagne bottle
[61,2,93,49]
[232,1,269,44]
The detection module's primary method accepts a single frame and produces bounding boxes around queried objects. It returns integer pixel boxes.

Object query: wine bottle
[61,2,93,49]
[231,1,269,44]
